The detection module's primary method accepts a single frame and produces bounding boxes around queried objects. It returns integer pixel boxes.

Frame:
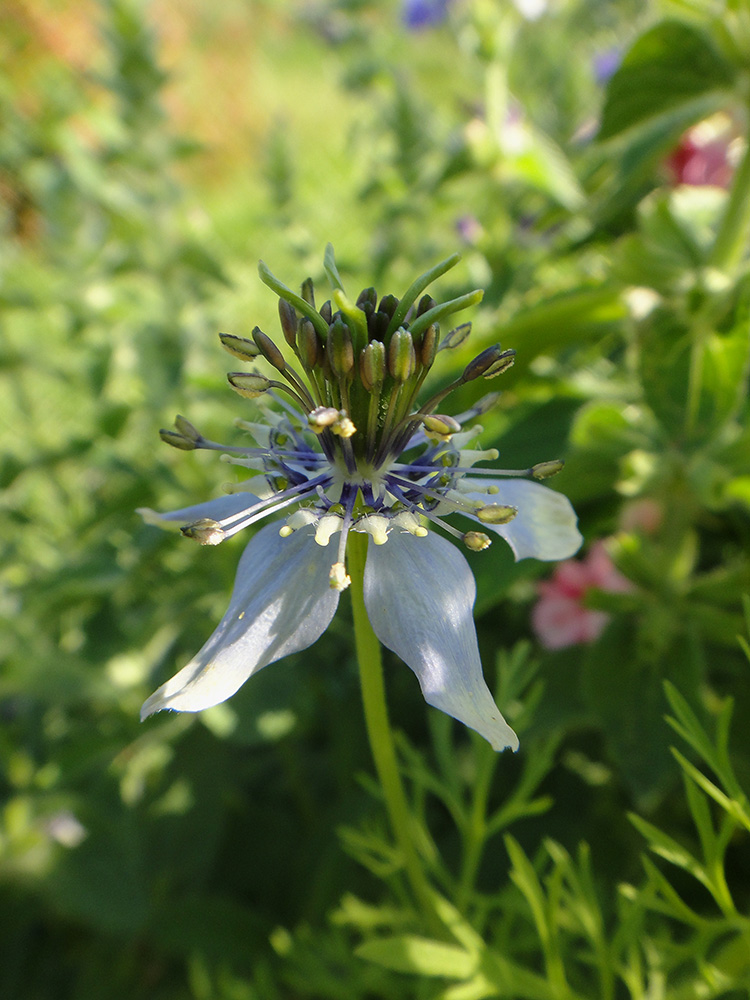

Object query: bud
[252,327,287,372]
[278,299,298,349]
[378,293,399,319]
[300,277,315,308]
[159,428,197,450]
[476,504,518,525]
[360,340,386,390]
[462,345,515,382]
[438,323,471,351]
[463,531,492,551]
[180,518,225,545]
[388,329,416,382]
[319,300,333,324]
[327,317,354,378]
[356,286,378,310]
[531,459,565,480]
[219,332,262,361]
[227,371,272,398]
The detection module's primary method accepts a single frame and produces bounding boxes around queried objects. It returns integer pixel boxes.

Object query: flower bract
[138,247,582,751]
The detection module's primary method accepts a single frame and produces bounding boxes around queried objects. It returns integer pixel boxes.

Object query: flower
[531,541,631,651]
[402,0,450,30]
[138,247,582,751]
[665,118,737,188]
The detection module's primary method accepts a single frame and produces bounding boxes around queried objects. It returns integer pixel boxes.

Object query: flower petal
[141,522,340,718]
[137,493,261,530]
[363,531,518,751]
[467,478,582,561]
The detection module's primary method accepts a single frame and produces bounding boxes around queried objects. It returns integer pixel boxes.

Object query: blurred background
[2,0,749,997]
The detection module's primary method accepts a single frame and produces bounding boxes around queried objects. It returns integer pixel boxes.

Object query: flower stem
[347,531,440,929]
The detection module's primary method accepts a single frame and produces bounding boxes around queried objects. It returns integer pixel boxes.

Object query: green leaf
[599,21,735,140]
[355,935,475,979]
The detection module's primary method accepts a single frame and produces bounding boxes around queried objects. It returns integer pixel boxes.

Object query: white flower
[138,248,582,751]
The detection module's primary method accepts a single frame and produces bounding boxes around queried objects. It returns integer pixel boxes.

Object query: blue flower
[402,0,450,30]
[139,249,582,751]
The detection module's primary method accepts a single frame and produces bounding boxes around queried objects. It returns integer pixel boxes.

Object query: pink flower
[666,121,736,188]
[531,541,631,650]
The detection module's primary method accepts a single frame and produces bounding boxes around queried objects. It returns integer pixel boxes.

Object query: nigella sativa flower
[138,247,582,751]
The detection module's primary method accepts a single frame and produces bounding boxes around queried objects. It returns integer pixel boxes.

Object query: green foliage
[2,0,750,996]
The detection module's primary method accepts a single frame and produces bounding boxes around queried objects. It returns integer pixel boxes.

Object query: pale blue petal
[466,478,582,561]
[363,532,518,752]
[137,493,260,530]
[141,522,339,718]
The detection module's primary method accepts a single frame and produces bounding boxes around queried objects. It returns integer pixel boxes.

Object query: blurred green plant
[2,0,750,996]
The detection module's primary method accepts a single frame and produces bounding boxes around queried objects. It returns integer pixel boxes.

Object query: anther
[360,340,386,390]
[219,332,262,361]
[463,531,492,551]
[531,459,565,480]
[438,323,471,351]
[327,317,355,378]
[423,414,462,439]
[388,329,416,382]
[252,327,287,372]
[329,562,351,591]
[476,504,518,525]
[462,346,515,382]
[278,299,298,349]
[308,406,341,432]
[180,518,226,545]
[227,372,272,398]
[159,428,198,450]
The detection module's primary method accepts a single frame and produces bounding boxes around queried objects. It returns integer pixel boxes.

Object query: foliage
[1,0,749,997]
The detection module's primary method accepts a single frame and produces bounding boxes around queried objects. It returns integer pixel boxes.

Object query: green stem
[347,532,440,929]
[709,133,750,272]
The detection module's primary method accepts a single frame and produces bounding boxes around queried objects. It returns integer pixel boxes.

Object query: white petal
[137,493,260,530]
[466,478,582,561]
[363,532,518,752]
[141,522,340,718]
